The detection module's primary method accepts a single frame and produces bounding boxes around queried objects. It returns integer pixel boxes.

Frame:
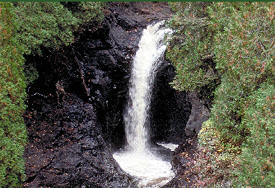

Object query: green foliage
[0,3,27,187]
[166,2,218,92]
[23,63,39,85]
[209,2,274,148]
[13,2,78,55]
[168,2,275,186]
[13,2,104,55]
[12,2,104,84]
[66,2,104,26]
[235,83,275,187]
[197,120,235,186]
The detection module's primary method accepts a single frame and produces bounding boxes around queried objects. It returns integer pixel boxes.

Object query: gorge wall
[23,3,191,187]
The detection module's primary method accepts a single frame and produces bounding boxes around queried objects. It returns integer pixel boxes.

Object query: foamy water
[157,143,178,152]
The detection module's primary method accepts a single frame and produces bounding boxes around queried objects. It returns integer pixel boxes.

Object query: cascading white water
[113,21,174,188]
[124,21,170,153]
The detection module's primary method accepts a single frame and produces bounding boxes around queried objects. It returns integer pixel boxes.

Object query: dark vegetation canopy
[0,1,274,187]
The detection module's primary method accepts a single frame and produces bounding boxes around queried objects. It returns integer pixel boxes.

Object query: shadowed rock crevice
[150,61,191,144]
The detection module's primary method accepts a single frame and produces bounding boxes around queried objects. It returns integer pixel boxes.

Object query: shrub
[168,2,274,186]
[13,2,79,55]
[0,3,27,187]
[166,2,219,97]
[197,120,235,186]
[13,2,104,55]
[209,2,274,150]
[235,83,274,187]
[13,2,104,84]
[64,2,104,26]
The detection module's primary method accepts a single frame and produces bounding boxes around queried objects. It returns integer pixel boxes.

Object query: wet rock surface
[24,95,131,187]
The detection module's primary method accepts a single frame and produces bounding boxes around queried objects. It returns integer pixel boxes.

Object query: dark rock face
[24,95,131,187]
[150,61,191,144]
[185,92,210,136]
[23,4,143,187]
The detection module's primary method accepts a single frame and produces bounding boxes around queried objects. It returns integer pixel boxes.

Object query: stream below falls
[113,21,176,188]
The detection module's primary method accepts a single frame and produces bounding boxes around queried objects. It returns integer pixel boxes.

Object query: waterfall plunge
[113,22,174,187]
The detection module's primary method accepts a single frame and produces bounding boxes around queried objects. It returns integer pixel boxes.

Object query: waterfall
[124,21,170,153]
[113,21,174,188]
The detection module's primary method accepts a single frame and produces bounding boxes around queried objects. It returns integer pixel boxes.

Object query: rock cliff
[24,3,192,187]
